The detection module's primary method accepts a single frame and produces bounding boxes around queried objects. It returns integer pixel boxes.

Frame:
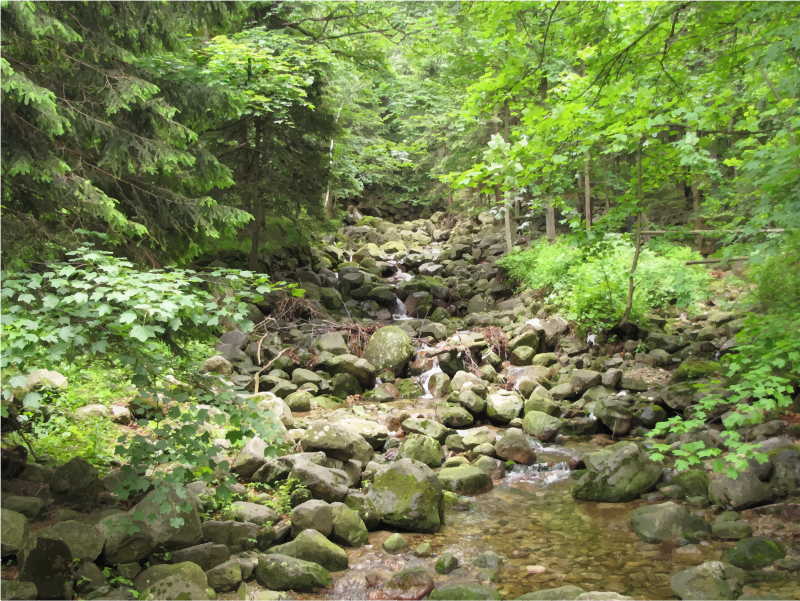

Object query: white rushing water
[417,356,443,399]
[390,296,412,320]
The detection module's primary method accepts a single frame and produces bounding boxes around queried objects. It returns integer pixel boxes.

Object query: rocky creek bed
[2,210,800,600]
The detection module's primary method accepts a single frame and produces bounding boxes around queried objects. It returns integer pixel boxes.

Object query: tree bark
[619,148,644,326]
[503,99,513,253]
[584,149,591,230]
[692,177,702,251]
[248,118,264,271]
[546,201,556,244]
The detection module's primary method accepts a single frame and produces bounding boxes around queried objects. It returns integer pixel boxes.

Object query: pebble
[526,565,546,574]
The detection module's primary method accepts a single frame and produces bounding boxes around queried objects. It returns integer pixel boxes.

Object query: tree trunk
[503,99,514,253]
[248,119,264,271]
[619,148,644,326]
[584,149,591,231]
[546,201,556,244]
[692,178,702,251]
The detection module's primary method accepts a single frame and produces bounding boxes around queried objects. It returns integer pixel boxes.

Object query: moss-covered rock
[629,501,710,543]
[428,583,502,600]
[522,410,563,442]
[673,359,722,383]
[727,537,786,569]
[398,434,445,468]
[437,465,493,495]
[269,529,348,571]
[570,442,662,502]
[255,553,332,591]
[362,326,414,374]
[367,458,444,533]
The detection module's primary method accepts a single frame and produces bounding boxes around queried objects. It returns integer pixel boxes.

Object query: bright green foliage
[650,234,800,474]
[1,242,288,499]
[498,236,710,330]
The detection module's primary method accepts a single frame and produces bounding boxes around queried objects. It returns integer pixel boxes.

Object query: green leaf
[129,325,154,342]
[120,312,137,325]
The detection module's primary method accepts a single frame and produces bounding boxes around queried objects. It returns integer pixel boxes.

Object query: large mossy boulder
[372,565,435,600]
[367,458,444,533]
[135,562,213,600]
[485,391,523,424]
[570,442,661,502]
[255,553,332,591]
[398,434,445,468]
[134,485,203,549]
[708,471,775,510]
[329,503,368,547]
[428,583,502,600]
[1,509,29,558]
[437,465,493,495]
[726,536,785,569]
[669,561,746,600]
[269,529,348,571]
[672,359,722,383]
[522,410,563,442]
[362,326,414,374]
[629,502,710,543]
[299,421,370,462]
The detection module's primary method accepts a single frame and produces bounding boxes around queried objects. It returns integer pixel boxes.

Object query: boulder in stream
[570,442,661,502]
[669,561,745,600]
[367,458,444,533]
[362,326,415,374]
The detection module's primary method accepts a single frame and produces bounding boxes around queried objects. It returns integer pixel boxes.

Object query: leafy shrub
[498,235,711,330]
[650,234,800,474]
[1,244,289,508]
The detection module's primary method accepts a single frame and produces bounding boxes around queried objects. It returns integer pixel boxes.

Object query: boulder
[205,560,242,593]
[300,421,369,461]
[330,373,362,399]
[290,460,349,503]
[335,418,390,450]
[343,493,380,530]
[19,520,104,566]
[135,485,203,549]
[284,390,313,412]
[227,502,280,527]
[629,502,710,543]
[17,537,74,600]
[269,529,348,571]
[367,458,444,533]
[201,521,258,554]
[439,404,475,428]
[1,509,29,557]
[170,542,231,572]
[485,391,523,424]
[95,512,156,563]
[135,562,212,600]
[570,370,601,395]
[515,585,586,600]
[255,553,332,591]
[727,536,785,569]
[398,434,445,468]
[401,417,449,444]
[2,581,38,600]
[669,561,745,600]
[315,332,349,356]
[362,326,415,374]
[201,355,234,375]
[329,503,368,547]
[438,466,493,495]
[290,500,333,538]
[428,583,502,600]
[232,437,269,478]
[570,442,661,502]
[55,456,104,506]
[319,353,376,387]
[708,471,775,510]
[495,428,537,464]
[382,533,407,553]
[372,565,435,600]
[522,411,563,442]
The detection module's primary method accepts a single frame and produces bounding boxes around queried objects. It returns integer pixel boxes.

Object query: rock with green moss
[1,581,38,600]
[362,326,415,374]
[269,528,348,571]
[318,353,376,387]
[672,470,710,497]
[708,471,775,510]
[429,583,502,600]
[255,553,332,591]
[669,561,746,600]
[438,465,493,495]
[330,373,362,399]
[524,394,559,417]
[135,562,213,600]
[401,417,449,443]
[375,565,435,599]
[570,442,662,502]
[329,503,368,547]
[1,509,29,558]
[727,537,785,569]
[514,585,585,600]
[629,501,710,543]
[522,411,563,442]
[440,404,474,428]
[367,458,444,533]
[395,378,424,399]
[486,391,523,423]
[284,390,313,412]
[673,359,722,383]
[398,434,444,468]
[382,533,407,553]
[436,552,459,574]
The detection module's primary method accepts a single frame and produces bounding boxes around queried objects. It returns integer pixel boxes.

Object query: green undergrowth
[498,234,712,330]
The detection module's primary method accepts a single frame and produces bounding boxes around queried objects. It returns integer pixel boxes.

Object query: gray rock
[95,512,156,563]
[171,542,231,571]
[269,529,348,571]
[201,355,234,375]
[343,493,380,530]
[329,503,368,547]
[135,485,203,549]
[522,411,563,442]
[1,509,29,558]
[206,560,242,592]
[290,460,349,503]
[299,421,370,461]
[290,500,333,538]
[367,458,444,533]
[135,562,212,599]
[1,581,38,600]
[362,326,415,374]
[669,561,745,600]
[232,437,269,478]
[727,536,785,569]
[315,332,349,356]
[629,502,710,543]
[709,470,775,510]
[398,434,444,468]
[438,465,493,495]
[202,520,258,554]
[75,562,106,595]
[20,520,104,565]
[515,585,585,600]
[495,428,537,465]
[401,417,449,444]
[570,442,661,502]
[226,502,279,527]
[255,553,332,591]
[17,536,74,600]
[485,391,523,424]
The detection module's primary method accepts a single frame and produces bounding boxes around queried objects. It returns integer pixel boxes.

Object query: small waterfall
[418,356,443,399]
[391,296,411,320]
[505,460,571,486]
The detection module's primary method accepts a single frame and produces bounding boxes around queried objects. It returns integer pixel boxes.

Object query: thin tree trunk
[248,119,264,271]
[692,178,702,251]
[619,148,644,326]
[503,99,514,252]
[604,154,611,212]
[546,201,556,244]
[584,149,591,231]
